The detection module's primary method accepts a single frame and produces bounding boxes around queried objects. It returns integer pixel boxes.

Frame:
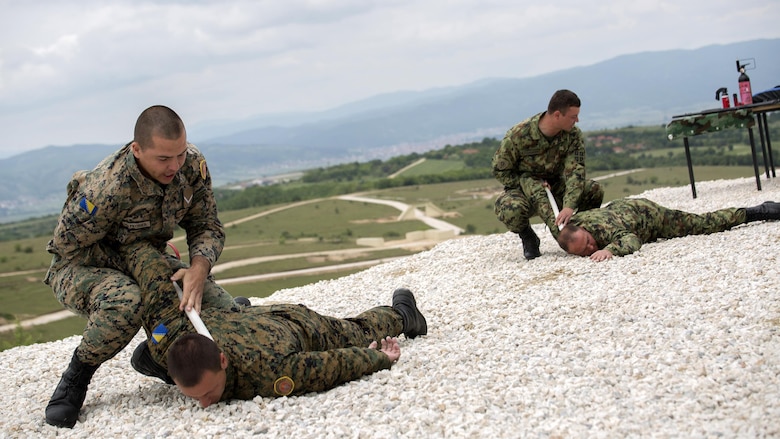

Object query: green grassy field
[593,166,758,202]
[0,236,53,272]
[220,267,367,300]
[396,159,465,176]
[0,165,758,350]
[629,143,753,158]
[0,316,86,351]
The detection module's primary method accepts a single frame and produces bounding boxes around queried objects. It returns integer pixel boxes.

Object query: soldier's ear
[131,141,142,158]
[219,352,228,370]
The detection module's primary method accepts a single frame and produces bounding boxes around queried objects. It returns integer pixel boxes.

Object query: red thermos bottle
[737,61,753,106]
[716,87,730,108]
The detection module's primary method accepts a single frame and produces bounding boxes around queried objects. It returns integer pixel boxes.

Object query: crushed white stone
[1,177,779,438]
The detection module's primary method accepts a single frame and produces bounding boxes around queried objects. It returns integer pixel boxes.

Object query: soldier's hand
[556,207,575,227]
[369,336,401,363]
[589,249,613,262]
[171,256,210,313]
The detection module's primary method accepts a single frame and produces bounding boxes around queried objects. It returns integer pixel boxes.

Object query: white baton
[173,281,214,341]
[544,186,563,231]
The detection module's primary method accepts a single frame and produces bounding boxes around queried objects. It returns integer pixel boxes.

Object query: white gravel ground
[1,177,779,438]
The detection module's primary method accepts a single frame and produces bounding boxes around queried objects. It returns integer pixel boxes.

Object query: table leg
[684,136,696,199]
[761,113,776,177]
[748,127,762,191]
[757,114,770,178]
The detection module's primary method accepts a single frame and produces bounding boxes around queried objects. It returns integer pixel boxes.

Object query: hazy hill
[196,38,780,150]
[0,38,778,222]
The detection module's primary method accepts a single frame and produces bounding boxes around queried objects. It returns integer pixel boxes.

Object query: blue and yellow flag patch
[151,323,168,345]
[79,197,97,216]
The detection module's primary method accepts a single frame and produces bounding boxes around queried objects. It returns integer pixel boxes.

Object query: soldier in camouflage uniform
[493,90,604,260]
[44,106,237,428]
[557,198,780,262]
[121,240,426,405]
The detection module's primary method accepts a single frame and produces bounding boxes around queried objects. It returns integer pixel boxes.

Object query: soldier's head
[167,333,228,408]
[546,90,581,133]
[131,105,188,185]
[557,224,598,256]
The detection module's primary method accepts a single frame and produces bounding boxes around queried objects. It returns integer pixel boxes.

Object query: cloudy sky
[1,0,778,158]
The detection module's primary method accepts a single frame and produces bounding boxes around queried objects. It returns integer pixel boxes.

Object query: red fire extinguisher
[737,60,753,106]
[716,87,730,108]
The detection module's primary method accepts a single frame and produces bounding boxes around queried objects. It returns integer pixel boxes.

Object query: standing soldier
[557,198,780,261]
[44,105,238,428]
[121,240,427,405]
[493,89,604,260]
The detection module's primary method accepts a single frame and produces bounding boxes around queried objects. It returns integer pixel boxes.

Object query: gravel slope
[1,177,779,438]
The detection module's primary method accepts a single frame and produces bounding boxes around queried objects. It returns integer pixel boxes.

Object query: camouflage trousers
[627,198,747,239]
[224,304,403,360]
[256,304,402,353]
[494,178,604,239]
[46,253,235,367]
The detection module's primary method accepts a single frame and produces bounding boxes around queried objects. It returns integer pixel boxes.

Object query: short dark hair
[547,90,581,115]
[167,333,222,387]
[557,224,581,252]
[133,105,185,150]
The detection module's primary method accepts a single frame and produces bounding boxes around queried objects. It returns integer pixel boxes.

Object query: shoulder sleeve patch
[199,160,209,181]
[574,149,585,165]
[151,323,168,344]
[274,376,295,396]
[495,158,512,171]
[79,197,98,216]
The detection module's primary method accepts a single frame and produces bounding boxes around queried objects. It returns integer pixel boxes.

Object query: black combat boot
[131,342,175,385]
[517,226,541,260]
[745,201,780,222]
[45,349,100,428]
[233,296,251,307]
[392,288,427,339]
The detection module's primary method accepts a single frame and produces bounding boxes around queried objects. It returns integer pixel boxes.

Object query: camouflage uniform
[493,112,603,238]
[570,198,746,256]
[44,143,235,367]
[122,242,402,399]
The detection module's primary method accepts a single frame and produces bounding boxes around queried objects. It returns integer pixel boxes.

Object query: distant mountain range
[1,38,778,222]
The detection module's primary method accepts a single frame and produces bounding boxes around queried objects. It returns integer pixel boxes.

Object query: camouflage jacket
[569,198,741,256]
[45,142,224,276]
[492,112,587,209]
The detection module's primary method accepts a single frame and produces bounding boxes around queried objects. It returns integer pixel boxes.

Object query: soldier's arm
[492,135,549,220]
[177,146,225,269]
[492,136,522,188]
[50,176,117,263]
[603,233,643,257]
[561,130,587,209]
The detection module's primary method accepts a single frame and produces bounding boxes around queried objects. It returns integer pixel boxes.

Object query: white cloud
[31,34,79,58]
[0,0,778,157]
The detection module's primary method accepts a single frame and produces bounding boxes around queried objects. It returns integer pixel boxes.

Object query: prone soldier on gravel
[124,240,428,406]
[557,198,780,262]
[493,89,604,260]
[44,105,242,428]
